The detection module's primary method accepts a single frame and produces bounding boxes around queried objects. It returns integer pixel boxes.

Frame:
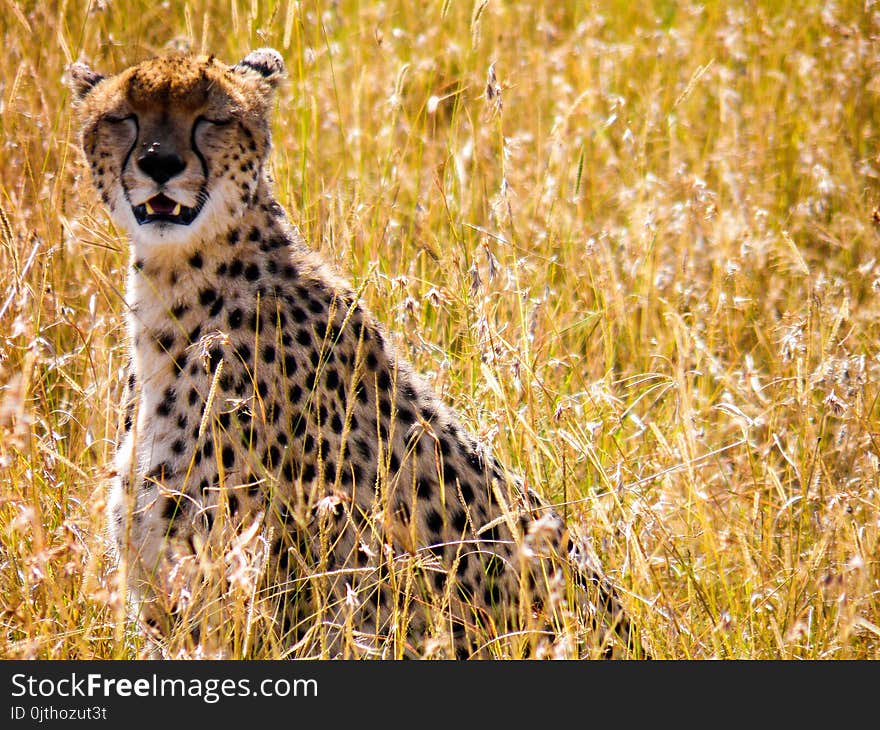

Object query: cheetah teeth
[144,201,182,216]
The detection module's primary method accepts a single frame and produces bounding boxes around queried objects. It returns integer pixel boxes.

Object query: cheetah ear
[65,61,105,101]
[234,48,284,86]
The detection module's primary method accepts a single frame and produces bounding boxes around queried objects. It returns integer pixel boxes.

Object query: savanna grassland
[1,0,879,659]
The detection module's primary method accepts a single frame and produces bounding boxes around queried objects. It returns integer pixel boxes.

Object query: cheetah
[67,48,644,659]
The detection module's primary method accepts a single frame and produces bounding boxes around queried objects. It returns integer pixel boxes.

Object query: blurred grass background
[2,0,880,658]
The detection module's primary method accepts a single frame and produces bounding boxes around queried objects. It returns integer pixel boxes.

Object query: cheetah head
[67,49,284,253]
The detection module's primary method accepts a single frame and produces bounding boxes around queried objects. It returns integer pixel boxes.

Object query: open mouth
[132,193,203,226]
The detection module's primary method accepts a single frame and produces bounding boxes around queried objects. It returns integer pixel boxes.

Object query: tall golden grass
[1,0,879,658]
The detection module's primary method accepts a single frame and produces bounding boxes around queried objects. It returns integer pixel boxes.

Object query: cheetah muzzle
[67,48,646,659]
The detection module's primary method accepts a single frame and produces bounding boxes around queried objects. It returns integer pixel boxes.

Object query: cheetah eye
[100,114,137,138]
[104,114,137,125]
[195,116,233,128]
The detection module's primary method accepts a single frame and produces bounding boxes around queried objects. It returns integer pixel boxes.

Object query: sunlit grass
[1,0,879,658]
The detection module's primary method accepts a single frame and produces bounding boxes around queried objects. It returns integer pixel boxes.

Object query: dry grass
[2,0,880,659]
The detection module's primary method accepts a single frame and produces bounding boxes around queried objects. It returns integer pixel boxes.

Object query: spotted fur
[68,49,641,658]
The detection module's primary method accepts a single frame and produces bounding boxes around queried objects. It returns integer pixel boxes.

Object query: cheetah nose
[136,148,187,185]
